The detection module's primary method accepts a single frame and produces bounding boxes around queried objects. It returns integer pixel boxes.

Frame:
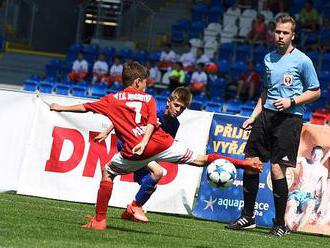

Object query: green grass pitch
[0,193,329,248]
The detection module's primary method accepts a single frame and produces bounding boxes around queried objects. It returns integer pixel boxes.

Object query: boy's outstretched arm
[132,124,155,156]
[50,103,87,112]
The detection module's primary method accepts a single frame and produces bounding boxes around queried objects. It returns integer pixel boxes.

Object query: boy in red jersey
[50,62,263,230]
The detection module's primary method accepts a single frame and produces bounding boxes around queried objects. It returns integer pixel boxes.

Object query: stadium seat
[217,59,230,75]
[133,49,149,63]
[172,18,191,32]
[321,53,330,71]
[119,47,133,60]
[225,98,242,114]
[254,45,268,63]
[149,51,161,62]
[71,85,88,98]
[207,6,224,23]
[240,101,255,116]
[45,59,62,78]
[192,3,209,16]
[221,24,238,43]
[39,81,54,94]
[190,100,204,111]
[102,47,116,62]
[204,22,222,40]
[67,43,83,62]
[235,43,251,62]
[55,84,70,96]
[204,101,223,112]
[89,84,107,98]
[84,44,100,65]
[171,30,185,44]
[230,61,247,78]
[23,80,38,92]
[303,110,312,122]
[218,43,234,61]
[319,70,330,87]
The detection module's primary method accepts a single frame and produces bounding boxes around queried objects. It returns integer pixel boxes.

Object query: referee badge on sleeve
[283,72,293,86]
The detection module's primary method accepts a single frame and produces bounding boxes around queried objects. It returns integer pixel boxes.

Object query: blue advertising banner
[192,113,275,227]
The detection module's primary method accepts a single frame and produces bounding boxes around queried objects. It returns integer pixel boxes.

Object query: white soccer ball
[207,159,237,188]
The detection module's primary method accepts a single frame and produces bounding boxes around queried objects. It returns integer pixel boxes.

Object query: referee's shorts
[244,109,303,167]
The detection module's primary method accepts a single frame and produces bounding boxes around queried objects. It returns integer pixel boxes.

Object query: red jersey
[83,87,174,160]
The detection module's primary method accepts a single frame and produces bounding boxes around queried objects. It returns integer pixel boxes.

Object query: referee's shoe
[225,215,256,230]
[269,219,290,237]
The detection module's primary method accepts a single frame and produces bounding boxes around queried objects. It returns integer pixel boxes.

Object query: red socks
[207,153,248,168]
[95,180,113,221]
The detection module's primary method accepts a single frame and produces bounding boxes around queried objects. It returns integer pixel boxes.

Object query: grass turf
[0,193,329,248]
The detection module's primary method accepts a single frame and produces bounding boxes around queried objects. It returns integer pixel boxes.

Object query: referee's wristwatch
[290,98,296,107]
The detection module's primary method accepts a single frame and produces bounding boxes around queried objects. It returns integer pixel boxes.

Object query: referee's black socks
[272,177,288,226]
[242,173,259,217]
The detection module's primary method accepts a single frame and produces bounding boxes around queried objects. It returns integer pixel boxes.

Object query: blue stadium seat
[319,70,330,87]
[67,43,83,62]
[191,21,205,35]
[207,6,224,23]
[225,98,242,114]
[133,49,149,63]
[84,44,100,65]
[190,100,204,111]
[240,101,256,116]
[71,85,88,98]
[194,94,208,102]
[192,3,209,16]
[230,61,247,78]
[109,83,124,92]
[119,47,133,60]
[218,43,234,61]
[45,59,62,78]
[23,80,38,92]
[217,59,230,75]
[39,81,54,94]
[208,77,227,98]
[172,30,185,44]
[204,101,223,112]
[146,87,156,95]
[29,75,40,81]
[235,44,251,62]
[306,50,320,68]
[321,52,330,71]
[102,47,116,62]
[149,51,161,62]
[159,89,170,97]
[253,45,268,64]
[55,84,70,96]
[89,83,107,98]
[303,109,312,122]
[172,19,191,32]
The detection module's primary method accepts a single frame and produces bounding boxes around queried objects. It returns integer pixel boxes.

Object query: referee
[226,15,321,237]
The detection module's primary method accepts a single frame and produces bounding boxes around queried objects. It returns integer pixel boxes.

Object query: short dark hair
[169,87,192,107]
[122,62,149,86]
[275,14,296,32]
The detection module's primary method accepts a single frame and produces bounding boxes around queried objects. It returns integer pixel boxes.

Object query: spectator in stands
[108,56,123,85]
[159,43,177,71]
[169,62,185,92]
[206,63,218,83]
[235,60,261,100]
[266,21,276,46]
[179,42,196,72]
[299,0,320,31]
[68,52,88,82]
[92,53,109,84]
[247,13,267,44]
[190,63,208,95]
[196,47,210,65]
[146,60,161,86]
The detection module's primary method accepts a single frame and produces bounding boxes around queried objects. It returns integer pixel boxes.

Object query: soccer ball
[207,159,237,188]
